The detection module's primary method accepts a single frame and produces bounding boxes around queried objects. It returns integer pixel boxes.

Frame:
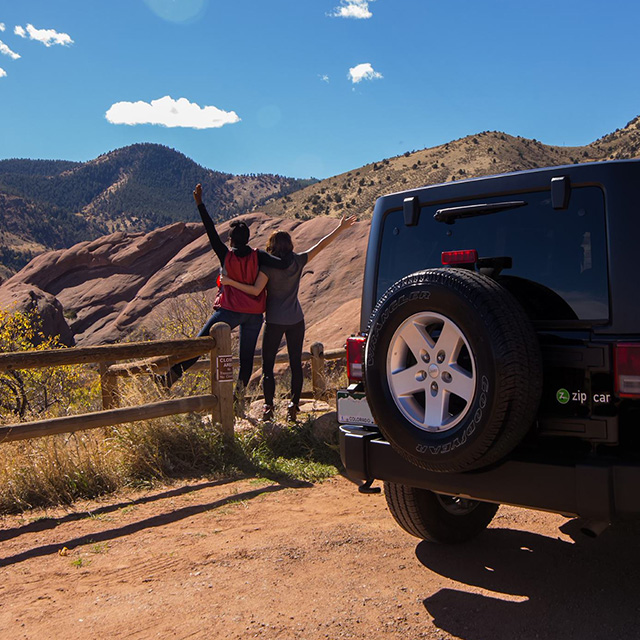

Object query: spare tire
[364,268,542,472]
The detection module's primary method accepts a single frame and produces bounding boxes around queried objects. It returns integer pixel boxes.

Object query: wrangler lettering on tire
[364,268,542,472]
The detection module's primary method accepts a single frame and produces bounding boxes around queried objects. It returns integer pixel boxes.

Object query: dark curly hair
[229,220,250,247]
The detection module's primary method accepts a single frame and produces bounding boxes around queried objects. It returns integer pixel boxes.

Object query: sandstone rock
[0,212,367,351]
[310,410,340,445]
[0,282,74,345]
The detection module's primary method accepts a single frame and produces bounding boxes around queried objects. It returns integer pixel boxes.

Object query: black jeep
[339,159,640,543]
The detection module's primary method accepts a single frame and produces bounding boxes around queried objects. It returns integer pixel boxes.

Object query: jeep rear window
[376,187,609,322]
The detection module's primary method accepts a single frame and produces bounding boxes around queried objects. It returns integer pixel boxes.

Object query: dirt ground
[1,473,640,640]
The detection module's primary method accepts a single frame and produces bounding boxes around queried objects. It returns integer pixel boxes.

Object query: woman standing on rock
[164,184,288,415]
[221,214,356,422]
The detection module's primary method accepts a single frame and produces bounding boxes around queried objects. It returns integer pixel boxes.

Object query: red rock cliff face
[0,213,368,349]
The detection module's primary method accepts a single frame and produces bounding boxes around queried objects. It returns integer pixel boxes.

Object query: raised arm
[220,271,269,297]
[304,214,357,263]
[193,183,227,265]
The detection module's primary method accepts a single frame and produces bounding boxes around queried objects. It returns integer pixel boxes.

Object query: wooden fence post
[210,322,234,437]
[310,342,327,400]
[99,362,119,409]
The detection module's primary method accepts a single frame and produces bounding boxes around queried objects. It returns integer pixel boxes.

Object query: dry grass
[0,301,347,515]
[0,363,343,515]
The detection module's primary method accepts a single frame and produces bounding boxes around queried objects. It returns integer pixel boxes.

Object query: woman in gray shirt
[221,214,356,421]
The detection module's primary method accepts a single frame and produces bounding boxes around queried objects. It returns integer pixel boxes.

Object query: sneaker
[261,404,274,422]
[286,402,300,423]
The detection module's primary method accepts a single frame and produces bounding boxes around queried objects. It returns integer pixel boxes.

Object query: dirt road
[1,474,639,640]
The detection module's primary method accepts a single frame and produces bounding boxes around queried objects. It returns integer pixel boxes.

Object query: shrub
[0,308,94,421]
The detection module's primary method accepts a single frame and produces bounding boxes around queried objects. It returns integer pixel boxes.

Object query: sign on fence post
[216,354,233,382]
[210,322,234,437]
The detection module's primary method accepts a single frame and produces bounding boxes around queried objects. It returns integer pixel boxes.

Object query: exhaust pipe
[580,519,610,538]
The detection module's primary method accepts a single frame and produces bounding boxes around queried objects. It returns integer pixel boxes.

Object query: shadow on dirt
[0,480,306,568]
[417,519,640,639]
[0,478,242,544]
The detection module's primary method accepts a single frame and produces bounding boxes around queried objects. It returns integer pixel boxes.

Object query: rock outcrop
[0,282,74,346]
[0,213,367,349]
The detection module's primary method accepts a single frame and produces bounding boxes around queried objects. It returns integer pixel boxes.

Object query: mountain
[0,143,316,278]
[258,115,640,220]
[2,116,640,349]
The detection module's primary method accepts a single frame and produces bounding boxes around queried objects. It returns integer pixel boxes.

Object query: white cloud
[330,0,373,19]
[14,23,73,47]
[0,23,5,32]
[320,74,330,83]
[348,62,382,83]
[105,96,241,129]
[0,39,20,60]
[0,68,6,78]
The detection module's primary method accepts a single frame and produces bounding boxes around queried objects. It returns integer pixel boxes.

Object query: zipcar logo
[556,388,570,405]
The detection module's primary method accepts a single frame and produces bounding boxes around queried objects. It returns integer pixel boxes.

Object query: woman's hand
[220,274,231,286]
[193,183,203,205]
[339,214,357,231]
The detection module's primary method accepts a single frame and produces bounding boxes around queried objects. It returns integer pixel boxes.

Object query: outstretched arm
[257,249,291,269]
[194,183,227,264]
[304,214,357,263]
[220,271,269,296]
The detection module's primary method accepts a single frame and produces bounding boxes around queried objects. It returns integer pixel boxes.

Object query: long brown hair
[266,231,294,258]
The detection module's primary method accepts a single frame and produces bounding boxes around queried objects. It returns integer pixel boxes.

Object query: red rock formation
[0,213,368,350]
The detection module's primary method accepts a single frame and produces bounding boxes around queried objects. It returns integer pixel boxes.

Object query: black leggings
[262,320,305,406]
[170,308,263,388]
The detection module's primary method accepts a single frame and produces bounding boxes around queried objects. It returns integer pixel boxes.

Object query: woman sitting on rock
[221,214,356,422]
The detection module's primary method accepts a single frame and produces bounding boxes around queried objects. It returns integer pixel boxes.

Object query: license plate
[337,389,376,426]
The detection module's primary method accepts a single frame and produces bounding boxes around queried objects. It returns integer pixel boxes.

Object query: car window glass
[377,187,609,321]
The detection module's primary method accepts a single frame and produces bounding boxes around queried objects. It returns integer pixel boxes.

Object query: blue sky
[1,0,639,179]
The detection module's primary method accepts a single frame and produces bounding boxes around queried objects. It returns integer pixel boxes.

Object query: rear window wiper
[434,200,527,224]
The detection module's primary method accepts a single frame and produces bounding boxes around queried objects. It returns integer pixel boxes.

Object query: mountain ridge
[0,143,315,278]
[258,115,640,221]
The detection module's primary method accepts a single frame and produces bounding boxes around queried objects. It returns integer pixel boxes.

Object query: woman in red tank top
[164,185,287,416]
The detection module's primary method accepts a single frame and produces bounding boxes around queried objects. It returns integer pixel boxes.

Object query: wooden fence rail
[0,323,233,443]
[0,337,214,371]
[0,326,346,445]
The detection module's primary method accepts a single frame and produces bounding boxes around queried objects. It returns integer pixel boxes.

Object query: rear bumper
[339,425,640,520]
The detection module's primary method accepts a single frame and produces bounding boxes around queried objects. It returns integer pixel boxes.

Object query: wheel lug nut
[420,350,430,363]
[442,371,452,383]
[437,351,445,364]
[416,370,427,382]
[431,382,438,393]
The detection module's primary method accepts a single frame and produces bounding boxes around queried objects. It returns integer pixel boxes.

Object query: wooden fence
[0,322,346,444]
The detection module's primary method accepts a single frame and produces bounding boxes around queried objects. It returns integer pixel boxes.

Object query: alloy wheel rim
[435,494,480,515]
[386,311,476,433]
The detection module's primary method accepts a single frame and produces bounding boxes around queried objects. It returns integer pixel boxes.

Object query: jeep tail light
[346,335,367,383]
[614,343,640,398]
[441,249,478,265]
